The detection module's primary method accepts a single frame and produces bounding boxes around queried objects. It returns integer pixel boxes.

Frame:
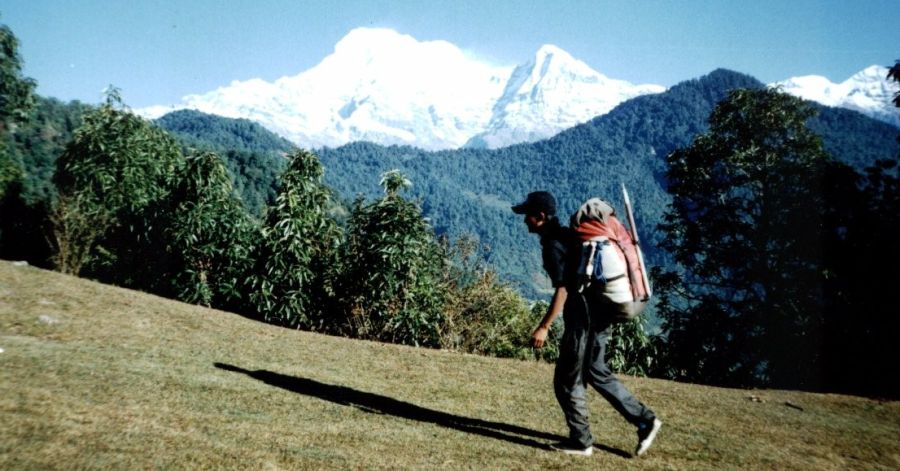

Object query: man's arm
[531,286,567,348]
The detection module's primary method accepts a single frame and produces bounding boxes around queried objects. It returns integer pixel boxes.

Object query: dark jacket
[539,218,576,289]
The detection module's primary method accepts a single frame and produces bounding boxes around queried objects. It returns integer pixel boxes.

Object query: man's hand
[531,325,549,349]
[532,287,565,349]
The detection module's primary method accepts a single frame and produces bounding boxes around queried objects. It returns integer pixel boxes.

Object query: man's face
[524,212,546,233]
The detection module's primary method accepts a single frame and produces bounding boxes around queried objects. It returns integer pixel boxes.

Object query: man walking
[512,191,661,457]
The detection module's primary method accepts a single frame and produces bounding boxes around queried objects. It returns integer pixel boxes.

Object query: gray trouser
[553,292,655,448]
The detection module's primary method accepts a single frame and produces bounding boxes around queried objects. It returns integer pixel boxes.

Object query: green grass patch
[1,260,898,469]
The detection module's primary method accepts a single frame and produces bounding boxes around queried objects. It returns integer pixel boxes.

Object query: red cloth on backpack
[573,217,648,301]
[573,218,627,242]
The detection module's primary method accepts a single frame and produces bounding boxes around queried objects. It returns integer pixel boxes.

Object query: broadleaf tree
[51,92,183,277]
[813,62,900,397]
[654,88,831,389]
[339,170,445,346]
[164,150,258,308]
[0,22,36,200]
[250,149,341,329]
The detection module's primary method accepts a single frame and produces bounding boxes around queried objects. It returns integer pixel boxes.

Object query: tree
[655,88,831,389]
[164,150,257,308]
[0,22,36,200]
[813,62,900,398]
[817,155,900,398]
[250,149,341,329]
[51,91,183,276]
[338,170,445,346]
[0,97,90,267]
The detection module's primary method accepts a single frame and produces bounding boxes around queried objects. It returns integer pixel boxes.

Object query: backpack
[571,195,651,322]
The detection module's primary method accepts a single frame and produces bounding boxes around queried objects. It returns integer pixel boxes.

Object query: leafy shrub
[439,236,560,361]
[164,150,258,308]
[250,149,340,329]
[607,318,657,376]
[338,170,445,346]
[51,93,183,277]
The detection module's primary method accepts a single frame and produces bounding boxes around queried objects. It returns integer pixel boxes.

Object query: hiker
[512,191,661,457]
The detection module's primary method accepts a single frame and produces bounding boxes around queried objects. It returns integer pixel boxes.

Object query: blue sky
[2,0,898,108]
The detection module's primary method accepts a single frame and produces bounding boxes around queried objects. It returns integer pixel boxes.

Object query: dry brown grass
[1,260,898,469]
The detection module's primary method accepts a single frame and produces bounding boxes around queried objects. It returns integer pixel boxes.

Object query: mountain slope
[2,261,897,469]
[316,70,762,294]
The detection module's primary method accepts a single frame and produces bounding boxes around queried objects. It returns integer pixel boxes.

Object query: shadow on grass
[214,362,629,458]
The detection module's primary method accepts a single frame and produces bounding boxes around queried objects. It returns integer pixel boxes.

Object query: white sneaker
[550,441,593,456]
[635,418,662,456]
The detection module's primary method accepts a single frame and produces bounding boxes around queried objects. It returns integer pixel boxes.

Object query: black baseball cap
[511,191,557,216]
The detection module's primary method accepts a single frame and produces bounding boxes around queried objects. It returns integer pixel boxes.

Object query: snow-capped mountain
[140,28,664,150]
[149,28,512,150]
[772,65,899,127]
[465,45,664,148]
[140,28,898,151]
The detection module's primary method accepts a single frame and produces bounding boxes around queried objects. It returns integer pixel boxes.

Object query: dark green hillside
[155,109,295,215]
[5,105,295,217]
[1,97,92,266]
[806,105,900,170]
[3,96,91,204]
[155,109,295,155]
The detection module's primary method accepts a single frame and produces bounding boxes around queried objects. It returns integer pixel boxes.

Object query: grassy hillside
[1,261,897,470]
